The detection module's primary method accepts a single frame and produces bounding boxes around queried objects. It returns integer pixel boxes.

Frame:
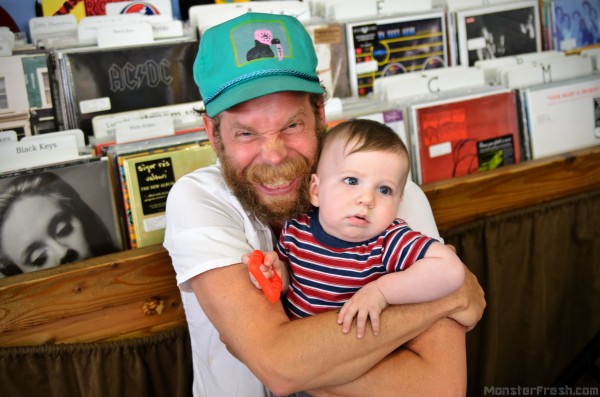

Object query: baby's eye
[378,186,392,195]
[343,177,358,186]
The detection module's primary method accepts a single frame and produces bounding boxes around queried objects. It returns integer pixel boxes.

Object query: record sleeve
[550,0,600,51]
[41,0,86,21]
[409,87,521,185]
[521,75,600,159]
[345,11,448,97]
[0,157,124,277]
[304,20,351,99]
[119,142,216,248]
[20,52,58,135]
[52,38,200,143]
[455,0,541,67]
[0,55,30,121]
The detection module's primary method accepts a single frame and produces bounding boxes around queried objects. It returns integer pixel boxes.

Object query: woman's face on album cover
[0,195,92,272]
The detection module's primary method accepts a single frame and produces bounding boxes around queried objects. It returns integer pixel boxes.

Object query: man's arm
[308,317,467,397]
[191,261,484,396]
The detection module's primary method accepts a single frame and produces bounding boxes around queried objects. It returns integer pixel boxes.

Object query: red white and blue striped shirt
[277,209,437,319]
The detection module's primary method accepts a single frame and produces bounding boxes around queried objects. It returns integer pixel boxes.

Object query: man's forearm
[192,264,464,395]
[308,318,467,397]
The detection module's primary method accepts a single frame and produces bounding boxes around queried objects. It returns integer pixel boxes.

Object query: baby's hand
[243,250,282,289]
[337,282,388,339]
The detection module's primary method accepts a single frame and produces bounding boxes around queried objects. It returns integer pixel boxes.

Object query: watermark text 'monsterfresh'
[483,386,599,396]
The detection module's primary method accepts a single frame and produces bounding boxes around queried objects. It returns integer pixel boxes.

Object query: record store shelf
[0,144,599,346]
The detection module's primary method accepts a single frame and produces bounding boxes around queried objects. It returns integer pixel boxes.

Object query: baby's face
[310,138,408,243]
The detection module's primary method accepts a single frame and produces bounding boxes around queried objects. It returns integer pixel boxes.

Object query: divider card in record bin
[346,11,448,97]
[410,88,521,185]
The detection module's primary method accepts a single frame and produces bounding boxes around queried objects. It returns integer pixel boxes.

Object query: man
[164,12,485,397]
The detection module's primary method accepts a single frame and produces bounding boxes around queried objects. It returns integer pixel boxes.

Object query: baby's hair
[324,118,409,160]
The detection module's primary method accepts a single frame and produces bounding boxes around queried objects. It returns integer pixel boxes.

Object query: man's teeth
[263,179,290,189]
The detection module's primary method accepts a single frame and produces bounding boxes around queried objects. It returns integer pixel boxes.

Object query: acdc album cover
[346,11,447,97]
[53,38,200,142]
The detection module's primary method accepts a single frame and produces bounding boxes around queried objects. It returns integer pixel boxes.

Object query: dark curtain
[442,189,600,396]
[0,326,193,397]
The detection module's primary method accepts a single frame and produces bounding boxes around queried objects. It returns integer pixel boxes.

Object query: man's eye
[379,186,392,195]
[343,177,358,185]
[284,122,304,134]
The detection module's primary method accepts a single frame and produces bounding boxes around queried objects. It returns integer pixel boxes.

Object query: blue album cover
[551,0,600,50]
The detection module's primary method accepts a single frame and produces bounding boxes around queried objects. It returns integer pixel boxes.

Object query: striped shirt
[277,209,437,319]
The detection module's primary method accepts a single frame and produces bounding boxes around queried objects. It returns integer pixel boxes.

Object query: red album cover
[83,0,122,16]
[412,89,521,185]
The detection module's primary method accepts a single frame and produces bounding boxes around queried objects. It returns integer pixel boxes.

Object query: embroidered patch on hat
[230,20,293,66]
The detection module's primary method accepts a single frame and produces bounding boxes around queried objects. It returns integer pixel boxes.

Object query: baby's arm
[244,250,290,294]
[338,241,465,338]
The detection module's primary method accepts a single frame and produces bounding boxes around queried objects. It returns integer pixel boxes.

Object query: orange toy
[248,250,282,303]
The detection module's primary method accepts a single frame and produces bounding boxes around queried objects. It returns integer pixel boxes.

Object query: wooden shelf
[1,145,599,346]
[424,145,600,231]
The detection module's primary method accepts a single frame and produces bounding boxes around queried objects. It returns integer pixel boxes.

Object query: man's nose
[260,134,288,165]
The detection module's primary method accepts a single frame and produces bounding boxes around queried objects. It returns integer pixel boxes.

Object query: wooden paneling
[0,245,185,346]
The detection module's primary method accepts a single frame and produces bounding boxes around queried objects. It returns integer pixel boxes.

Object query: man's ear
[202,113,220,153]
[309,174,320,207]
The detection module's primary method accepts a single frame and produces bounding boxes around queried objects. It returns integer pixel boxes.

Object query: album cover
[550,0,600,51]
[304,20,351,99]
[520,75,600,159]
[41,0,87,21]
[0,55,30,121]
[0,157,124,277]
[119,142,216,248]
[105,131,208,246]
[455,0,541,67]
[345,11,448,97]
[52,38,200,143]
[20,52,58,135]
[409,87,521,185]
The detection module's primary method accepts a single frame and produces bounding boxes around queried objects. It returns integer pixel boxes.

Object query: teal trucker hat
[193,12,324,117]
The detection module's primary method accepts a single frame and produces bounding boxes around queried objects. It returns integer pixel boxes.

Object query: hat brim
[205,75,324,117]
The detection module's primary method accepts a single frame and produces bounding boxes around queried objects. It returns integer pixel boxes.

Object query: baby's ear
[309,174,320,207]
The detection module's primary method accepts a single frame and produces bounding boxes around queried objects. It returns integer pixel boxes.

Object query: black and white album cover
[0,158,124,277]
[53,38,200,142]
[455,0,541,67]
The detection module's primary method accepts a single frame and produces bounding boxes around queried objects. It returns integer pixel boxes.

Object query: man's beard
[219,148,316,226]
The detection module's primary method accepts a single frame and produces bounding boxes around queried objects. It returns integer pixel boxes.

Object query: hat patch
[231,20,292,66]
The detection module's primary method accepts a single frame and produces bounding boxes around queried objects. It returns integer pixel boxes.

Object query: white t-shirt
[163,163,440,397]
